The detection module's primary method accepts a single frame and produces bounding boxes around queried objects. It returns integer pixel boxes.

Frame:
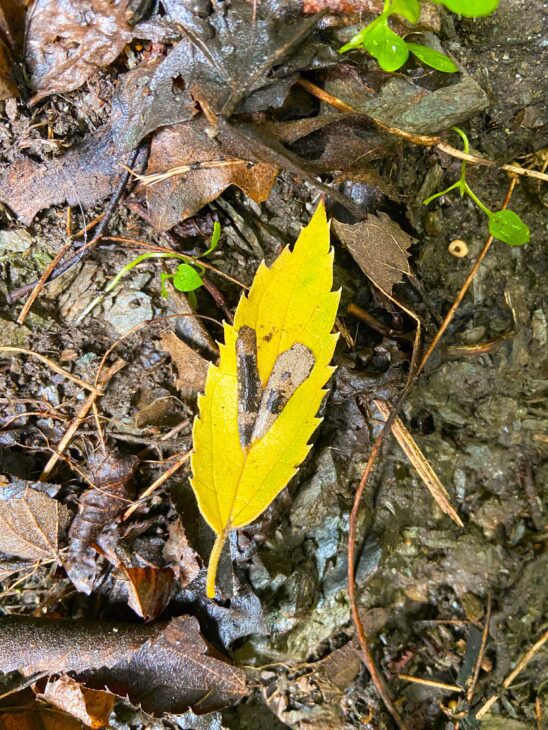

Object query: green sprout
[77,221,222,322]
[339,0,500,74]
[423,127,530,246]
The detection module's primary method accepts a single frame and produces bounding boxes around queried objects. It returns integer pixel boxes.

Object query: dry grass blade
[130,158,249,187]
[373,399,463,527]
[398,675,463,693]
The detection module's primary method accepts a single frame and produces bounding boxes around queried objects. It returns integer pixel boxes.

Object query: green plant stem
[463,182,493,217]
[105,252,193,295]
[423,180,460,205]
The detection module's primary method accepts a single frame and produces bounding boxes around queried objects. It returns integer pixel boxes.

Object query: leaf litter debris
[0,1,543,729]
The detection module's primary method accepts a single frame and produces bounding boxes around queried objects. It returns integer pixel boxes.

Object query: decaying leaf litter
[0,0,546,728]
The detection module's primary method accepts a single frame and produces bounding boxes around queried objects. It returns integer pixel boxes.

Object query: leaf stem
[463,182,492,217]
[206,526,230,599]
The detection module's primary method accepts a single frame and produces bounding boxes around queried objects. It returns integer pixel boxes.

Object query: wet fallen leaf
[0,615,246,715]
[191,202,339,596]
[0,482,70,562]
[0,129,126,225]
[143,119,278,230]
[160,330,210,394]
[122,565,175,621]
[66,451,137,594]
[40,675,115,730]
[118,0,335,151]
[333,212,415,296]
[25,0,141,103]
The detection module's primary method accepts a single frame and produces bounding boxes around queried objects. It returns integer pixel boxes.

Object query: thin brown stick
[436,142,548,182]
[466,592,492,704]
[0,347,101,395]
[475,629,548,720]
[417,177,517,375]
[122,450,191,521]
[373,399,463,526]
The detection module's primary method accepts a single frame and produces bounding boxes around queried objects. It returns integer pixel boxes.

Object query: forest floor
[0,1,546,729]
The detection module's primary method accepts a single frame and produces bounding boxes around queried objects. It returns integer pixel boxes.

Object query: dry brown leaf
[0,484,70,562]
[0,0,28,100]
[160,331,210,394]
[333,212,415,296]
[26,0,138,103]
[40,675,115,730]
[144,119,279,231]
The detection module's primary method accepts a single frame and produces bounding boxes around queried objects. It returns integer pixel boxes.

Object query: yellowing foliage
[190,202,339,597]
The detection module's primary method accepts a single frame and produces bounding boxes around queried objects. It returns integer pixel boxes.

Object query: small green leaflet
[406,43,459,72]
[386,0,420,23]
[173,263,204,292]
[361,15,409,72]
[488,210,530,246]
[436,0,499,17]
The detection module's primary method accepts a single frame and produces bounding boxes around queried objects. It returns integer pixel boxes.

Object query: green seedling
[423,127,530,246]
[77,221,222,322]
[339,0,499,74]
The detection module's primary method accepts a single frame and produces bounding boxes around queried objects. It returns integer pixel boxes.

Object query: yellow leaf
[190,202,340,597]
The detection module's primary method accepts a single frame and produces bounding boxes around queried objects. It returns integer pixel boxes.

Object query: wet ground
[0,1,546,728]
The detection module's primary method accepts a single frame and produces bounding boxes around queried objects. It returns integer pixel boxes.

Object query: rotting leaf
[0,0,27,100]
[40,675,115,730]
[65,451,137,595]
[333,212,415,296]
[144,119,279,231]
[0,129,128,225]
[0,615,246,716]
[25,0,142,103]
[191,202,340,597]
[0,482,70,562]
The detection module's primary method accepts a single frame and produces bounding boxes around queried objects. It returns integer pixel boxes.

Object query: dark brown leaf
[0,690,84,730]
[122,565,175,621]
[117,1,336,151]
[79,616,247,715]
[66,451,137,594]
[0,615,246,716]
[333,212,415,296]
[160,331,210,394]
[144,119,278,230]
[0,483,70,562]
[25,0,137,103]
[0,0,28,100]
[40,675,115,730]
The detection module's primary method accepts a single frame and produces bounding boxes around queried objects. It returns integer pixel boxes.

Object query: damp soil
[0,1,546,729]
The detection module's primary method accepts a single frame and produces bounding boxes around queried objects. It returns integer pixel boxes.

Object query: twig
[373,399,463,526]
[0,347,101,395]
[417,177,517,375]
[475,629,548,720]
[436,142,548,182]
[122,450,191,522]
